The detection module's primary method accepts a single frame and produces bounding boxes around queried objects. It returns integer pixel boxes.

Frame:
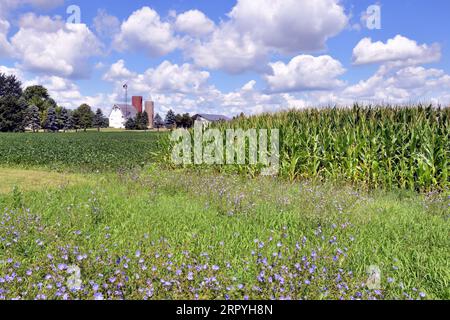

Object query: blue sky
[1,0,450,116]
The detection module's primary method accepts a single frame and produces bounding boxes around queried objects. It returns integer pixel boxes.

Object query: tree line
[1,72,204,133]
[0,73,108,132]
[125,109,195,131]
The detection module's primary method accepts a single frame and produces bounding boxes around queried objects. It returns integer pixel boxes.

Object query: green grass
[0,166,448,300]
[0,131,167,172]
[0,168,89,194]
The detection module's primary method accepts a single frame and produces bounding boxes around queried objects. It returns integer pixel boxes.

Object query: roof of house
[193,114,231,122]
[111,104,137,119]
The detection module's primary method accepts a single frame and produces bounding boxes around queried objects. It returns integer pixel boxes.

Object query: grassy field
[0,128,449,300]
[0,166,448,300]
[0,168,88,194]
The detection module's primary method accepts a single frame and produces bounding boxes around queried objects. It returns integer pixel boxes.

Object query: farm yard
[0,106,449,300]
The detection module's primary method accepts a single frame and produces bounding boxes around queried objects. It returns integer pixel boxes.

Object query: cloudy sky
[1,0,450,116]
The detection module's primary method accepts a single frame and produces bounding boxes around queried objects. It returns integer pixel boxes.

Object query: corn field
[213,105,449,191]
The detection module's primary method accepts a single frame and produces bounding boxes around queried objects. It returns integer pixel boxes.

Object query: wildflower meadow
[0,160,448,300]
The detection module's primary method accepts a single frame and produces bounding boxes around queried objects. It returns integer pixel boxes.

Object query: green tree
[134,113,142,130]
[25,105,41,132]
[0,73,23,98]
[55,106,63,130]
[164,110,176,129]
[125,117,136,130]
[93,108,105,132]
[101,116,109,128]
[154,113,164,131]
[72,109,81,132]
[0,96,27,132]
[74,104,94,132]
[59,107,72,132]
[141,111,149,130]
[181,113,193,128]
[134,111,149,130]
[24,85,49,101]
[175,113,183,128]
[23,85,56,122]
[43,107,58,132]
[0,73,26,132]
[175,113,193,128]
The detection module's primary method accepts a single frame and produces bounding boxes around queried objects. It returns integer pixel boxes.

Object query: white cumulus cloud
[229,0,349,53]
[144,61,210,94]
[113,7,178,57]
[104,60,211,95]
[353,35,441,66]
[11,14,102,78]
[184,0,348,74]
[175,10,215,36]
[343,65,450,103]
[102,59,136,82]
[186,23,269,74]
[265,55,346,93]
[0,19,12,56]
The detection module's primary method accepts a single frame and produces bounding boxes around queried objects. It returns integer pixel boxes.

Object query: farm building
[192,114,231,125]
[109,96,154,129]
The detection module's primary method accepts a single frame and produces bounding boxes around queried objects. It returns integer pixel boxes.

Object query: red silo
[132,96,143,113]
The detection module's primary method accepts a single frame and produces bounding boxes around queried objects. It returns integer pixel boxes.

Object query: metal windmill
[123,83,128,117]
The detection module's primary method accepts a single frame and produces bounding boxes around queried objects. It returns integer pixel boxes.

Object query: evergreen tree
[55,106,63,130]
[26,105,41,132]
[44,107,58,132]
[59,108,72,132]
[72,109,81,132]
[134,111,149,130]
[154,113,164,131]
[135,112,142,130]
[125,117,136,130]
[0,73,26,132]
[101,116,109,128]
[0,73,23,98]
[93,108,105,132]
[140,111,149,130]
[0,96,27,132]
[164,110,176,129]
